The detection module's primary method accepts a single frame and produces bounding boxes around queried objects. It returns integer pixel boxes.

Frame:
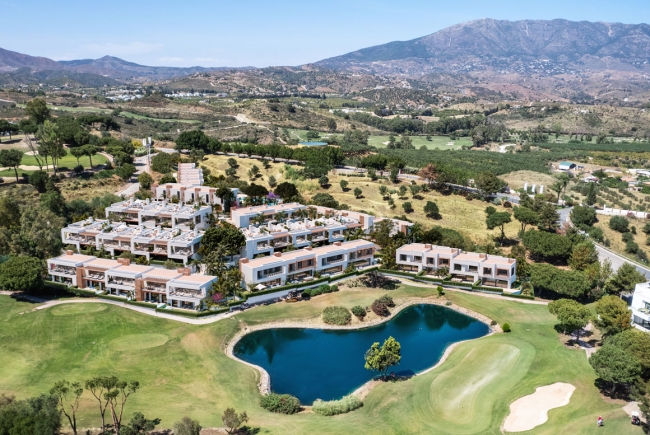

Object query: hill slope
[315,19,650,73]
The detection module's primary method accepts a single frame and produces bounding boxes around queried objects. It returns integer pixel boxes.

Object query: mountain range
[1,18,650,86]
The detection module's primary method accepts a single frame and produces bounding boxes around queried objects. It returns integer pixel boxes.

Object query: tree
[570,206,597,227]
[85,376,112,433]
[50,381,83,435]
[590,342,641,396]
[199,223,246,261]
[595,295,632,336]
[402,201,413,213]
[250,165,259,178]
[424,201,440,219]
[604,263,646,297]
[117,163,136,181]
[18,207,65,259]
[81,144,97,168]
[530,263,591,298]
[609,216,630,233]
[138,172,153,190]
[151,152,173,173]
[222,408,248,434]
[585,183,597,206]
[485,206,496,216]
[120,412,160,435]
[474,171,505,195]
[513,206,538,233]
[25,98,50,124]
[0,149,23,182]
[38,120,67,174]
[537,203,559,231]
[486,211,511,240]
[216,187,236,212]
[311,193,339,208]
[607,329,650,376]
[104,378,140,435]
[522,229,573,262]
[569,241,598,271]
[339,179,349,191]
[268,175,277,188]
[0,256,43,293]
[175,130,209,151]
[318,175,329,187]
[173,417,202,435]
[0,394,61,435]
[548,299,592,341]
[398,185,407,197]
[409,184,420,198]
[418,163,437,187]
[227,157,238,168]
[274,182,298,201]
[70,147,86,167]
[379,185,389,198]
[364,336,401,379]
[353,187,362,198]
[327,118,337,131]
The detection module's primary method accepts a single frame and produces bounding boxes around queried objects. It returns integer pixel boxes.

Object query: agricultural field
[500,170,559,191]
[368,135,471,150]
[0,284,637,434]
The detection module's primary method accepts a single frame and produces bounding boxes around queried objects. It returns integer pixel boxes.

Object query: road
[116,154,151,197]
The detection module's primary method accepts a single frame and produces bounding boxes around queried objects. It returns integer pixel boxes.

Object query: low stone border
[224,296,499,398]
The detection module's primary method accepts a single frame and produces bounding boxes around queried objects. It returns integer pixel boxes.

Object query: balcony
[107,278,135,286]
[331,233,344,240]
[258,270,283,279]
[169,288,203,299]
[172,249,192,256]
[273,239,291,248]
[52,267,76,275]
[85,272,105,281]
[145,284,166,293]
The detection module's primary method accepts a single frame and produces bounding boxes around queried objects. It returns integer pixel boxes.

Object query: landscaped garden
[0,283,641,434]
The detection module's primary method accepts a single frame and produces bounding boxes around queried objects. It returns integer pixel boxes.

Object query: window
[497,269,508,277]
[468,266,478,272]
[644,301,650,310]
[400,255,407,261]
[454,264,461,271]
[427,258,435,265]
[414,256,422,262]
[439,258,449,266]
[483,267,492,275]
[511,267,515,275]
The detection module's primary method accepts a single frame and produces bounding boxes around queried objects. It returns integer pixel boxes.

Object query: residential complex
[47,251,216,309]
[239,239,376,288]
[105,198,212,231]
[395,243,517,288]
[61,218,203,264]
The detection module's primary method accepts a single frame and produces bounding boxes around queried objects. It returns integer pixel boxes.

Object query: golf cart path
[30,298,237,325]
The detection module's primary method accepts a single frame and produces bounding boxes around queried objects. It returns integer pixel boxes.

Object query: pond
[298,141,328,146]
[233,304,489,404]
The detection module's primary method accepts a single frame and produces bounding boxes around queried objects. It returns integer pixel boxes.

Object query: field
[0,284,638,434]
[201,154,520,242]
[0,151,109,179]
[594,215,650,263]
[501,170,559,191]
[367,135,471,150]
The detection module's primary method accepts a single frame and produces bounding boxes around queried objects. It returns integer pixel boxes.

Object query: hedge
[68,288,97,297]
[44,282,72,290]
[472,286,504,293]
[312,395,363,416]
[125,300,158,309]
[154,307,229,318]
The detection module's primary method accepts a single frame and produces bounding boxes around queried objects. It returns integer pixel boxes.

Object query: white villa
[631,282,650,331]
[105,198,212,231]
[396,243,517,289]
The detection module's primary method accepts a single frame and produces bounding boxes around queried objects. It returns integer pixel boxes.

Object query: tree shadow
[593,379,632,400]
[237,425,261,434]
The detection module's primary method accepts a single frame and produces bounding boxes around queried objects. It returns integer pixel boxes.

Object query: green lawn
[0,286,639,434]
[16,104,200,124]
[20,152,108,169]
[368,135,472,150]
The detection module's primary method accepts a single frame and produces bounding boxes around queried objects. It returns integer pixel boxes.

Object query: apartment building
[230,202,306,228]
[105,198,212,231]
[396,243,517,289]
[239,239,376,288]
[47,251,216,310]
[62,218,203,264]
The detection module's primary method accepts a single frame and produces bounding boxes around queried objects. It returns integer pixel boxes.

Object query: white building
[631,282,650,331]
[105,198,212,231]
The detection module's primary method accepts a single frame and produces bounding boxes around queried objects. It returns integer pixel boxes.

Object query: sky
[3,0,649,68]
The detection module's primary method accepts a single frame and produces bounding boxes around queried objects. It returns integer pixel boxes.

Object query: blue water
[299,141,328,146]
[233,304,489,403]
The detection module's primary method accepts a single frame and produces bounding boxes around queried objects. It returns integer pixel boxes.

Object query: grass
[367,135,472,150]
[594,215,650,264]
[501,170,559,191]
[0,284,640,434]
[19,153,109,169]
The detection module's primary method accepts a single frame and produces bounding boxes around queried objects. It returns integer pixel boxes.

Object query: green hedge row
[472,286,504,293]
[154,307,229,318]
[126,300,158,309]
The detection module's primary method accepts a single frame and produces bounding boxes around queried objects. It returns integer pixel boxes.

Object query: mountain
[58,56,218,80]
[315,19,650,73]
[0,47,62,72]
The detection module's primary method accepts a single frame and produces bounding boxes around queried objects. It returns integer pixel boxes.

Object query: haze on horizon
[4,0,650,68]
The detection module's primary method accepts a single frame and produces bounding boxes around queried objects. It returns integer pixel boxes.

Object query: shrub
[377,294,395,307]
[622,232,634,243]
[502,323,511,333]
[490,320,497,326]
[351,305,366,319]
[436,286,445,296]
[330,284,338,292]
[312,395,363,416]
[371,299,390,317]
[322,306,352,325]
[73,164,84,174]
[260,393,301,414]
[609,215,630,233]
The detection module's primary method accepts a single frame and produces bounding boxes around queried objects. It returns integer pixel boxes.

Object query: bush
[260,393,301,414]
[351,305,366,319]
[330,284,338,292]
[436,286,445,296]
[322,306,352,325]
[622,232,634,243]
[502,323,511,333]
[312,395,363,416]
[377,294,395,307]
[73,164,84,174]
[609,215,630,233]
[371,299,390,317]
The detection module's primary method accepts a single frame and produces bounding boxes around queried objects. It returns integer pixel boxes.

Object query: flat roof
[109,265,154,275]
[143,269,184,279]
[484,256,515,265]
[454,252,485,262]
[242,255,286,268]
[51,253,96,264]
[168,274,217,285]
[84,258,121,269]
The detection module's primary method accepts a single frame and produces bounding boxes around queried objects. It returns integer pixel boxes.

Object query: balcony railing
[169,288,202,298]
[52,267,76,275]
[107,279,135,286]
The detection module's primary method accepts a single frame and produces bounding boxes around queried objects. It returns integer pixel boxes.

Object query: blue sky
[3,0,649,67]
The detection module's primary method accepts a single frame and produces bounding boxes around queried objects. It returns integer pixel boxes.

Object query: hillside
[315,19,650,74]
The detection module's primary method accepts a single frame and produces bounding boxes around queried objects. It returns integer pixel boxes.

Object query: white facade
[105,198,212,231]
[166,274,218,309]
[239,239,376,288]
[631,282,650,331]
[396,243,517,289]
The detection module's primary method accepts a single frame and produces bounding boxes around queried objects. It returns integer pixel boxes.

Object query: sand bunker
[503,382,575,432]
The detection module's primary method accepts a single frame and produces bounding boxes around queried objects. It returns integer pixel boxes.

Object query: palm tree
[346,228,366,241]
[273,211,288,223]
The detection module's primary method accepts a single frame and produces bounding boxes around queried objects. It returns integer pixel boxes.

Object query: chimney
[425,244,432,249]
[239,258,249,264]
[117,258,131,266]
[175,267,191,276]
[334,241,342,246]
[306,247,312,251]
[65,250,73,255]
[274,252,282,257]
